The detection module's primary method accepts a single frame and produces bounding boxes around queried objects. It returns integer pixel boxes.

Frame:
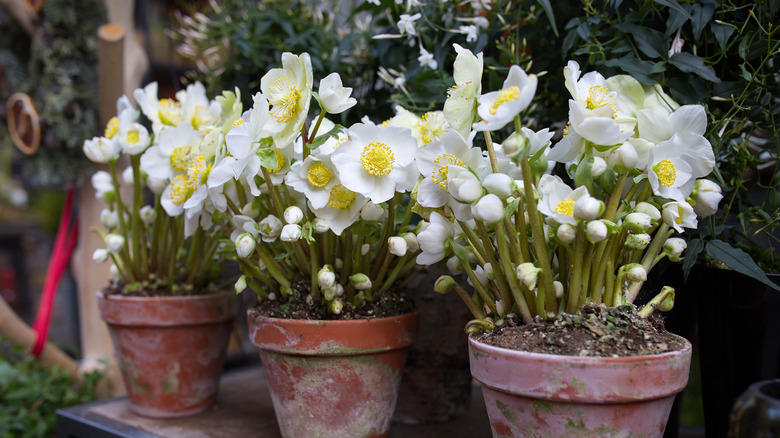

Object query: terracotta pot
[247,309,418,438]
[469,334,692,437]
[97,291,235,418]
[729,379,780,437]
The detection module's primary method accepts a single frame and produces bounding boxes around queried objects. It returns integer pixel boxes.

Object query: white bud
[146,176,168,195]
[122,166,135,185]
[402,232,419,253]
[471,194,504,224]
[259,215,283,242]
[350,273,372,290]
[83,136,120,163]
[313,217,330,233]
[361,243,370,255]
[448,166,483,203]
[483,262,495,279]
[557,223,576,244]
[140,205,156,225]
[470,265,488,287]
[269,292,277,301]
[92,248,109,263]
[334,258,343,270]
[634,202,661,221]
[624,212,652,233]
[388,236,408,256]
[625,233,651,250]
[482,173,515,200]
[235,275,247,294]
[691,179,722,217]
[235,233,257,258]
[516,263,542,290]
[574,196,603,220]
[553,280,564,299]
[446,256,462,274]
[109,264,120,279]
[591,156,607,177]
[280,224,302,242]
[100,209,119,229]
[585,220,608,243]
[241,204,260,219]
[607,142,639,170]
[360,202,385,221]
[330,298,344,314]
[105,234,125,254]
[626,265,648,282]
[663,237,687,260]
[495,299,506,315]
[318,265,336,290]
[283,206,304,224]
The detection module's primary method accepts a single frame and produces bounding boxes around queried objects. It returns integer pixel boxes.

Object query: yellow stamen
[158,98,183,126]
[186,156,209,186]
[585,85,617,118]
[328,184,356,210]
[562,122,571,137]
[307,162,331,187]
[653,159,677,187]
[192,105,215,130]
[361,141,394,176]
[264,150,285,173]
[333,138,348,150]
[431,154,464,190]
[168,175,191,206]
[170,145,193,172]
[232,119,244,128]
[380,119,391,127]
[421,112,446,144]
[105,117,119,139]
[268,78,301,124]
[556,198,575,216]
[489,86,521,115]
[675,206,684,225]
[126,130,139,144]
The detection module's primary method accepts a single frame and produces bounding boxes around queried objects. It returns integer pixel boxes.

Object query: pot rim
[248,308,420,326]
[468,331,692,364]
[96,290,233,302]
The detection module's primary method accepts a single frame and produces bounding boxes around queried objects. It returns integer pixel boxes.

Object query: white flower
[624,212,653,233]
[261,52,313,147]
[141,123,204,182]
[471,193,504,224]
[361,244,370,255]
[83,136,120,163]
[662,201,698,233]
[350,273,372,290]
[174,81,221,132]
[318,72,357,114]
[419,111,448,145]
[402,232,419,253]
[663,237,687,261]
[91,171,115,202]
[586,220,608,243]
[313,217,330,233]
[499,127,554,160]
[133,82,164,136]
[516,262,541,290]
[388,236,408,256]
[283,206,304,224]
[105,234,125,254]
[118,122,151,155]
[553,281,564,299]
[468,265,488,287]
[140,205,157,225]
[92,249,109,263]
[444,44,483,139]
[637,105,707,145]
[147,176,167,195]
[122,166,135,185]
[416,211,455,265]
[397,13,421,36]
[634,202,661,221]
[280,224,302,242]
[536,174,590,225]
[235,276,247,294]
[446,256,462,274]
[235,233,257,258]
[626,265,648,282]
[459,24,479,43]
[100,209,118,229]
[447,165,484,204]
[606,142,639,170]
[221,93,272,195]
[647,132,714,202]
[258,215,284,242]
[690,179,722,217]
[285,154,338,209]
[318,266,336,289]
[482,173,515,200]
[556,223,576,244]
[309,184,368,235]
[474,65,537,132]
[417,46,437,70]
[331,123,418,204]
[360,202,385,221]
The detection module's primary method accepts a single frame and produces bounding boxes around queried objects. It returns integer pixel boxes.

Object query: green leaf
[669,53,720,83]
[535,0,559,37]
[690,3,714,41]
[449,240,470,263]
[682,238,704,282]
[654,0,692,21]
[615,24,665,59]
[574,153,594,187]
[256,148,279,169]
[705,240,780,291]
[505,197,521,217]
[308,124,345,150]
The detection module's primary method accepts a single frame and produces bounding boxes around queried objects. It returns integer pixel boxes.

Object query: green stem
[130,155,148,279]
[484,131,500,173]
[461,261,498,315]
[475,220,513,306]
[566,223,586,314]
[495,224,533,323]
[454,283,486,320]
[604,174,628,222]
[520,158,556,313]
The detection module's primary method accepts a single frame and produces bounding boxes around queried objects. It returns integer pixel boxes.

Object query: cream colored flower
[261,52,313,147]
[444,44,483,139]
[474,65,537,132]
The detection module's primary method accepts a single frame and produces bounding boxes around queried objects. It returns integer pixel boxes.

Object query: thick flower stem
[308,111,326,144]
[255,245,291,291]
[603,259,615,306]
[461,261,498,315]
[566,223,586,314]
[453,283,486,320]
[309,242,319,300]
[514,203,532,262]
[108,161,137,282]
[456,219,490,267]
[588,240,609,303]
[624,224,672,303]
[638,286,675,318]
[130,155,148,279]
[483,131,500,173]
[496,223,533,323]
[604,174,628,221]
[520,158,556,314]
[475,220,513,305]
[376,253,412,296]
[149,197,163,274]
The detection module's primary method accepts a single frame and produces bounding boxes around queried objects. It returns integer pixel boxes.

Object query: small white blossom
[471,193,504,224]
[553,281,564,299]
[446,256,462,274]
[624,212,653,233]
[574,196,603,221]
[459,24,479,43]
[350,273,372,290]
[663,237,687,260]
[258,215,283,242]
[140,205,156,225]
[318,265,336,290]
[482,173,515,200]
[662,201,698,233]
[397,13,421,36]
[360,202,385,221]
[690,179,722,217]
[235,233,256,258]
[516,263,542,290]
[417,46,437,70]
[105,234,125,254]
[280,224,302,242]
[100,209,119,229]
[448,166,483,203]
[626,265,648,282]
[318,72,357,114]
[402,232,419,253]
[83,136,120,163]
[283,206,304,224]
[313,217,330,233]
[92,248,109,263]
[235,276,247,294]
[361,243,370,255]
[388,236,408,256]
[634,202,661,221]
[557,223,576,244]
[586,220,608,243]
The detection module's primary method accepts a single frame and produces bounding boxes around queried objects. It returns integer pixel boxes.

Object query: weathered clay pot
[729,379,780,437]
[248,309,418,438]
[97,291,235,418]
[469,334,692,437]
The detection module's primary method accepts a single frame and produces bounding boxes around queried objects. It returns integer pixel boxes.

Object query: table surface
[57,366,492,438]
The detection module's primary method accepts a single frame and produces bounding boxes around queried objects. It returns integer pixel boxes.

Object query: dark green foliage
[0,342,100,438]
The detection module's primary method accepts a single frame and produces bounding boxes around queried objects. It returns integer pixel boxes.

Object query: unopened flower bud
[448,166,483,203]
[280,224,302,242]
[516,262,542,290]
[471,193,504,224]
[625,264,648,282]
[690,179,722,217]
[318,265,336,290]
[483,262,495,279]
[100,209,119,229]
[557,223,576,244]
[434,275,456,294]
[146,176,167,195]
[591,156,607,177]
[388,236,407,256]
[235,275,247,294]
[350,273,372,290]
[361,243,370,255]
[122,166,135,185]
[624,212,652,233]
[402,232,419,253]
[633,202,661,221]
[446,256,462,274]
[625,233,651,250]
[585,220,608,243]
[335,284,345,296]
[235,233,256,258]
[330,298,344,314]
[313,217,330,233]
[482,173,515,200]
[109,264,120,279]
[241,204,260,218]
[283,206,304,224]
[83,136,119,163]
[105,234,125,254]
[92,248,109,263]
[334,258,343,270]
[607,142,638,170]
[140,205,156,225]
[663,237,687,261]
[323,285,338,301]
[574,196,604,220]
[360,202,385,221]
[495,299,506,315]
[553,280,564,299]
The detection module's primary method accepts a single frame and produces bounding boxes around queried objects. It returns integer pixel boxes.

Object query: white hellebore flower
[235,233,257,258]
[318,72,357,114]
[118,122,151,155]
[624,212,653,233]
[388,236,408,256]
[283,206,304,224]
[402,232,419,253]
[258,215,284,242]
[317,266,336,290]
[416,211,455,265]
[516,263,542,290]
[634,202,661,221]
[690,179,722,217]
[586,220,608,243]
[556,223,576,244]
[444,44,483,139]
[331,123,418,204]
[105,234,125,254]
[100,209,119,229]
[647,132,714,202]
[139,205,156,225]
[309,184,368,235]
[499,127,554,160]
[474,65,537,132]
[482,173,515,200]
[92,249,109,263]
[280,224,302,242]
[447,165,484,204]
[536,174,590,225]
[261,52,313,147]
[83,136,120,163]
[664,237,687,260]
[471,193,504,224]
[141,123,204,182]
[662,201,698,233]
[91,171,115,203]
[285,154,338,209]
